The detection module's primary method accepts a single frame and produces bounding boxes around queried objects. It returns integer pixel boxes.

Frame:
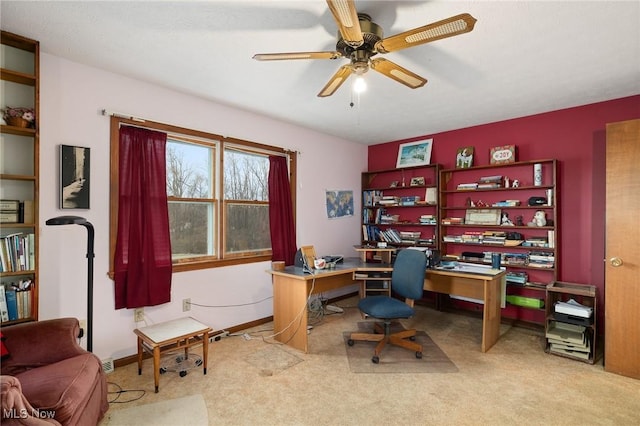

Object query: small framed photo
[396,139,433,168]
[60,145,90,209]
[410,176,425,186]
[490,145,516,164]
[456,146,474,168]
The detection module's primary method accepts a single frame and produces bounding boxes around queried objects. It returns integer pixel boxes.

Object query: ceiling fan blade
[370,58,427,89]
[326,0,364,48]
[253,51,342,61]
[376,13,477,53]
[318,65,353,97]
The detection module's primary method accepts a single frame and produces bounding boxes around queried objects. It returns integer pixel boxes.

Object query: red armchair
[1,318,108,425]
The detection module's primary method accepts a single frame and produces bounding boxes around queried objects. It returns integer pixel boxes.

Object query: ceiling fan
[253,0,477,97]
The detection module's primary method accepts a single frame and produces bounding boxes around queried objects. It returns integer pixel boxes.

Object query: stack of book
[528,251,555,268]
[477,175,503,189]
[506,271,528,285]
[522,236,549,247]
[418,214,436,225]
[400,196,420,206]
[482,231,507,245]
[399,231,421,244]
[503,252,528,266]
[377,196,400,206]
[0,200,20,224]
[441,217,464,225]
[379,213,400,224]
[492,199,521,207]
[457,183,478,190]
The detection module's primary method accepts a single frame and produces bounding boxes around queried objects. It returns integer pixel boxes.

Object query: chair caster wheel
[176,356,184,363]
[347,339,355,346]
[179,370,187,377]
[159,367,167,374]
[195,359,203,367]
[416,351,423,359]
[372,356,379,364]
[409,336,416,341]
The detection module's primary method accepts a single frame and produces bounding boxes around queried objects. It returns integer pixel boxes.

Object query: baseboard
[114,315,274,368]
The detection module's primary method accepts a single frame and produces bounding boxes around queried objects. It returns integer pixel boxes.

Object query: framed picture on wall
[456,146,474,168]
[396,139,433,168]
[60,144,90,209]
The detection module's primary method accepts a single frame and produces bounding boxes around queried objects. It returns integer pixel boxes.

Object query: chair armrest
[1,375,61,425]
[1,318,87,375]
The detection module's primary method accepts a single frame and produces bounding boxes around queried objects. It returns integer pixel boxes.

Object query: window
[109,117,296,273]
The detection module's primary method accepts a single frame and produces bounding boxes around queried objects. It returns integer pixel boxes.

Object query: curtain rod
[101,108,300,155]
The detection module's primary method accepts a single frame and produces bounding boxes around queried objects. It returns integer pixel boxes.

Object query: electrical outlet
[134,308,144,322]
[79,319,87,333]
[209,331,229,343]
[183,298,191,312]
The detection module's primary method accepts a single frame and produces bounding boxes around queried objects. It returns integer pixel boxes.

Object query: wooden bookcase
[0,31,40,324]
[361,164,440,251]
[438,159,558,325]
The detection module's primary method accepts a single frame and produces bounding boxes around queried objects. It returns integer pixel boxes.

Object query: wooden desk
[424,267,505,353]
[134,317,212,393]
[268,260,506,354]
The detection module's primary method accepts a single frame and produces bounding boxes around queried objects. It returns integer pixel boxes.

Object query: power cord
[107,382,146,404]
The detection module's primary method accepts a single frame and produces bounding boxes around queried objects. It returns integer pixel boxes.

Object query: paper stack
[554,298,593,326]
[546,321,590,360]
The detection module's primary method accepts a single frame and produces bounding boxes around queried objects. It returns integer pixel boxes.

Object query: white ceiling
[2,1,639,145]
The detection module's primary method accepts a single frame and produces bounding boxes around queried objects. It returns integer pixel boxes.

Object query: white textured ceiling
[2,1,639,145]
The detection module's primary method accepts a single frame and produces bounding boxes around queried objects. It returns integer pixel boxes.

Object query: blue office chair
[348,249,427,364]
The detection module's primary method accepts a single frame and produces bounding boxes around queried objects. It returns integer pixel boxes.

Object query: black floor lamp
[46,215,95,352]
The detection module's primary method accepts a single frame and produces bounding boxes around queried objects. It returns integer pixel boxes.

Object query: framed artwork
[60,144,90,209]
[465,209,501,225]
[490,145,516,164]
[396,139,433,168]
[456,146,474,168]
[325,190,354,219]
[410,176,425,186]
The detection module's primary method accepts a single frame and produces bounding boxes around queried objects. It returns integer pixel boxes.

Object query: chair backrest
[392,249,427,301]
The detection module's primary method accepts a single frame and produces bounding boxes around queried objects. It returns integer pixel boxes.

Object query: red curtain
[114,126,172,309]
[268,156,297,265]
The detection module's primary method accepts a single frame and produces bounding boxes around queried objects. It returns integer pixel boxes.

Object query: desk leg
[272,275,309,353]
[481,276,503,352]
[153,346,160,393]
[137,337,143,375]
[202,333,209,375]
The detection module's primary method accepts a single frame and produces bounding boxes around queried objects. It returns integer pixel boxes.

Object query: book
[0,286,8,322]
[5,289,18,321]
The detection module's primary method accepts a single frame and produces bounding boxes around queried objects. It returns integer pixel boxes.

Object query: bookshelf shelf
[1,31,39,325]
[439,159,558,325]
[361,164,440,251]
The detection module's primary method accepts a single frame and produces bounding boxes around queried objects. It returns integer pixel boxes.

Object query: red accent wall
[368,95,640,322]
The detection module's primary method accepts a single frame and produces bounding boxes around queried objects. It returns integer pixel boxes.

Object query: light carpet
[100,394,208,426]
[343,322,458,373]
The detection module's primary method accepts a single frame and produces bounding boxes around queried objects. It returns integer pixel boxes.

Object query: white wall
[38,53,367,360]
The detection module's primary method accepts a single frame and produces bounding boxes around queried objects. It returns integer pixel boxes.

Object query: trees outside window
[109,117,295,273]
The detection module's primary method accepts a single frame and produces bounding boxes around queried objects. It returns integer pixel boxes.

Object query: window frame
[108,117,297,276]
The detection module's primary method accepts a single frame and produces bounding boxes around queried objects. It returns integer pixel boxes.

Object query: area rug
[343,322,458,374]
[244,344,304,376]
[100,394,208,426]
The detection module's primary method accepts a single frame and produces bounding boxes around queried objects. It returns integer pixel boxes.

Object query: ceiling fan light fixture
[353,76,367,93]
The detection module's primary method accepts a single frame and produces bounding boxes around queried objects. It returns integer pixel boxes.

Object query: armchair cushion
[0,318,108,425]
